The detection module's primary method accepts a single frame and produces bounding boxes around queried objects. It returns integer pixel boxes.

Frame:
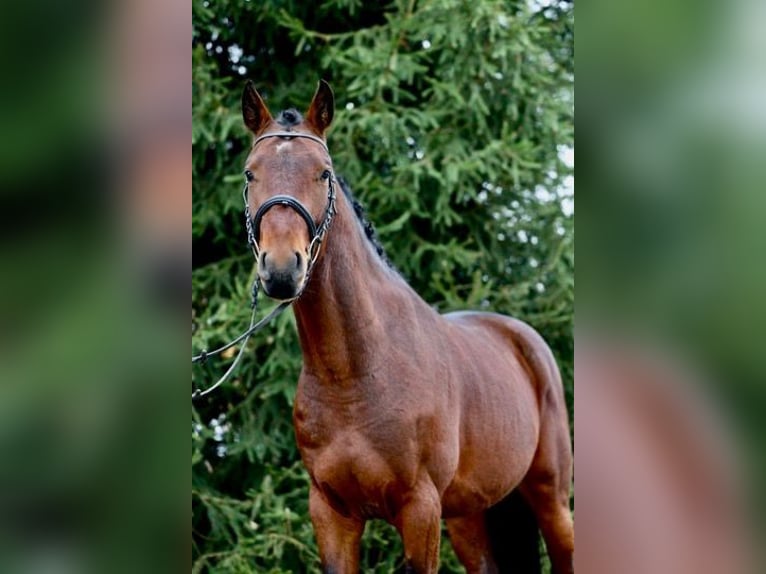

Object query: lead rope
[192,226,294,401]
[192,280,292,400]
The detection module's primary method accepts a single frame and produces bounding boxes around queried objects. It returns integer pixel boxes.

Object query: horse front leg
[309,484,365,574]
[395,482,442,574]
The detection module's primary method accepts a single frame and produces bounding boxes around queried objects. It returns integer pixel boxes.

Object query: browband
[253,131,329,152]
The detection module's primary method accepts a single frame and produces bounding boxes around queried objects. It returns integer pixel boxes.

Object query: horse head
[241,80,335,300]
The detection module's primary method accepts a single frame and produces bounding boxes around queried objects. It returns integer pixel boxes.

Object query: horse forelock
[276,108,303,128]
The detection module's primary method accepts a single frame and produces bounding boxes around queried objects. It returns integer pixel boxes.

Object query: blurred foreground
[0,0,188,572]
[578,0,766,571]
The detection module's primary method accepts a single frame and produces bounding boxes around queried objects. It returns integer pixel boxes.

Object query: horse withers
[240,80,574,574]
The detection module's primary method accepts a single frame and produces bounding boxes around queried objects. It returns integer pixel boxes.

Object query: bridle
[192,131,337,400]
[245,131,338,276]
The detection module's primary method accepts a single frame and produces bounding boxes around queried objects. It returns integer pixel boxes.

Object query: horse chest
[293,376,415,451]
[293,387,422,519]
[294,404,417,474]
[314,437,408,520]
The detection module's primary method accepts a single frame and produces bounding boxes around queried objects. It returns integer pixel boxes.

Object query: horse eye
[244,170,254,182]
[321,170,331,181]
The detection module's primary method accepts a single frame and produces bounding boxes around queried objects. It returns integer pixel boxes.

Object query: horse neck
[292,197,408,383]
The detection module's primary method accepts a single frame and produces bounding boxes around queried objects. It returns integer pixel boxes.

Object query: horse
[240,80,574,574]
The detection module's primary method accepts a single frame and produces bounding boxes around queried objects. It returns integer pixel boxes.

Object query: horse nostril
[259,252,268,267]
[294,251,303,269]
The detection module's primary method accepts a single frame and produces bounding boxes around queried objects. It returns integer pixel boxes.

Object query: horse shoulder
[293,369,423,468]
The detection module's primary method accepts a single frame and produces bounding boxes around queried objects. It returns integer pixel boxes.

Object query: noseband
[192,131,337,400]
[244,131,337,273]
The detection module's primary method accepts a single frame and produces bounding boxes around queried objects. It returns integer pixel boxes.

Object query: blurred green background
[0,0,188,572]
[192,0,573,572]
[577,0,766,565]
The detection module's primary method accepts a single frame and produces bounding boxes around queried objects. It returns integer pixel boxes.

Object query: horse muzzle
[258,251,306,300]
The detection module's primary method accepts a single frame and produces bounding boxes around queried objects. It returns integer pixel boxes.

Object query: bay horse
[241,80,574,574]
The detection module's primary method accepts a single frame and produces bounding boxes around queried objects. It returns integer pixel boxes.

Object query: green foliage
[193,1,573,571]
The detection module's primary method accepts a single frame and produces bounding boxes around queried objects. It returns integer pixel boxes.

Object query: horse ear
[242,81,273,135]
[305,80,335,135]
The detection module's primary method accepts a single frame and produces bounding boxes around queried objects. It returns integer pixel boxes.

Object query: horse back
[443,311,564,408]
